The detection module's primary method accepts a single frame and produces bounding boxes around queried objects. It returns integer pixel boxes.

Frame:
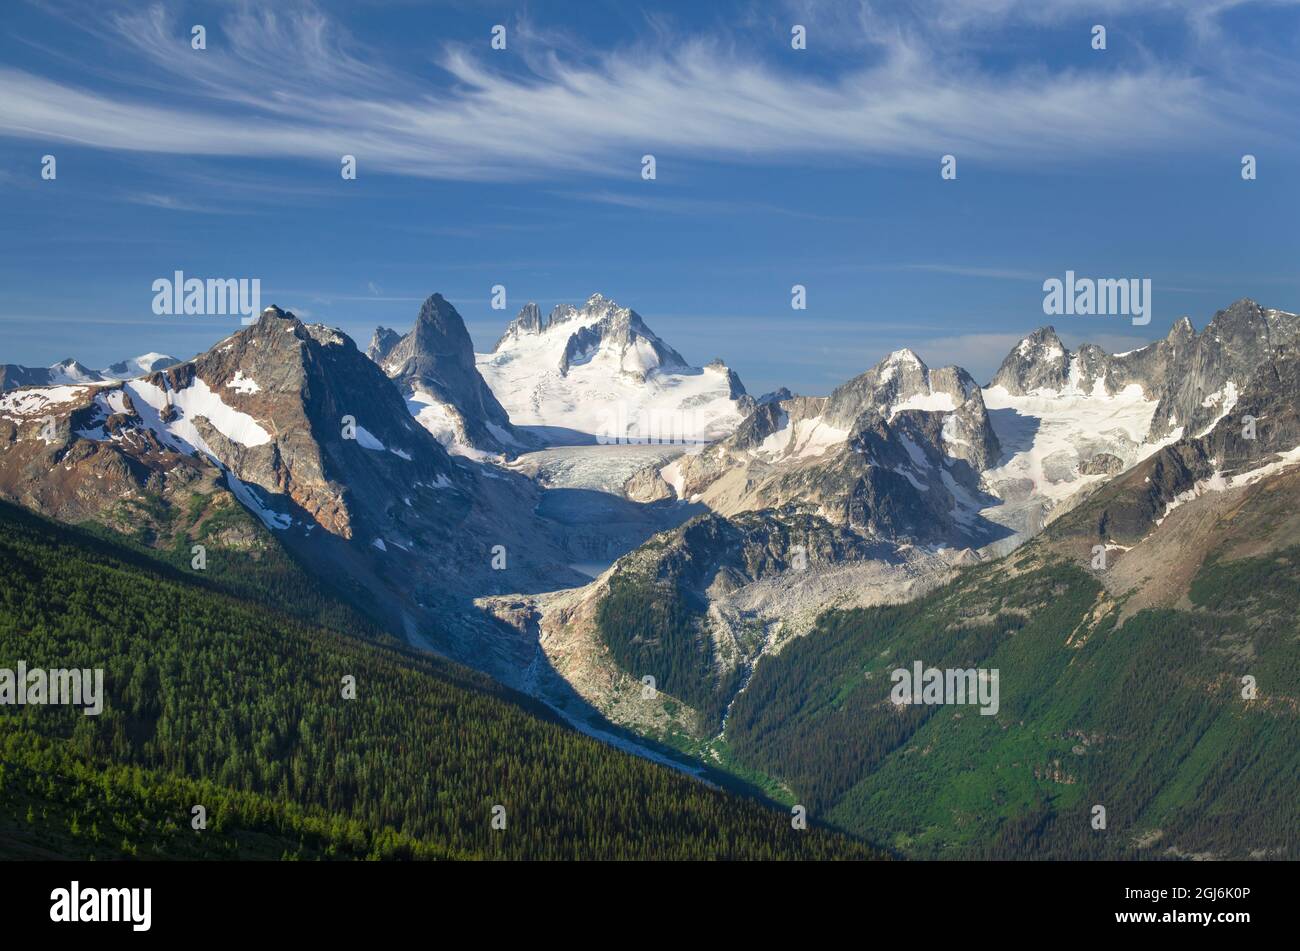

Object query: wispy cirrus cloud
[783,0,1300,40]
[0,1,1290,182]
[121,191,249,214]
[894,264,1042,282]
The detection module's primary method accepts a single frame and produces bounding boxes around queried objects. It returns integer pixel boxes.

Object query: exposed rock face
[365,327,402,366]
[0,381,210,527]
[9,288,1299,769]
[620,298,1299,580]
[622,461,676,503]
[4,308,455,540]
[574,298,1300,752]
[174,307,462,538]
[591,509,883,721]
[644,510,882,591]
[757,387,793,405]
[0,308,585,686]
[635,349,1001,548]
[625,395,826,504]
[1146,299,1299,441]
[1060,343,1300,545]
[990,327,1072,394]
[1078,453,1125,476]
[529,504,960,739]
[492,301,545,351]
[368,293,532,457]
[823,348,999,472]
[990,299,1300,443]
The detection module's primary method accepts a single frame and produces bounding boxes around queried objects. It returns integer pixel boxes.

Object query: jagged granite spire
[493,302,546,352]
[368,293,532,456]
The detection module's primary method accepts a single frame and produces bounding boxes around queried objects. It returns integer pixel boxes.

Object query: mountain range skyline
[0,287,1270,398]
[3,0,1299,394]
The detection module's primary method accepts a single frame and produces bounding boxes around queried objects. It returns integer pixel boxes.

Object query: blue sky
[2,0,1298,394]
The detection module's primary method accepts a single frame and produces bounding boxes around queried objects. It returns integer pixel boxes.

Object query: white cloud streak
[0,1,1289,181]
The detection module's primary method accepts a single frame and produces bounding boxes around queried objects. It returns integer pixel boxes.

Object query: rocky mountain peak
[875,348,930,390]
[493,302,546,348]
[1143,298,1297,442]
[1166,316,1195,345]
[50,358,97,379]
[414,292,461,328]
[758,387,793,405]
[884,347,926,367]
[403,294,475,364]
[823,347,978,429]
[704,358,749,401]
[517,301,544,327]
[366,327,402,365]
[240,306,355,356]
[558,294,632,332]
[190,310,457,533]
[550,295,687,379]
[990,327,1071,394]
[368,293,527,457]
[1021,325,1065,351]
[1203,298,1268,339]
[1217,296,1262,317]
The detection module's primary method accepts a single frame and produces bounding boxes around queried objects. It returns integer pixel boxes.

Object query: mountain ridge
[0,353,179,391]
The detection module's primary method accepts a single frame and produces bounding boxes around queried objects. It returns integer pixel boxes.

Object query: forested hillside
[718,547,1298,859]
[0,500,879,860]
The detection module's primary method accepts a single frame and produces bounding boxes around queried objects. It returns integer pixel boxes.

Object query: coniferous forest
[0,500,879,860]
[718,556,1300,859]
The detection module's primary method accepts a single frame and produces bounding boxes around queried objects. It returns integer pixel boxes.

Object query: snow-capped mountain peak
[822,348,984,436]
[885,347,924,367]
[993,327,1071,393]
[478,294,748,443]
[0,353,180,391]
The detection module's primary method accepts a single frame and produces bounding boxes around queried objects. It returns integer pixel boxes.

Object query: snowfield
[126,377,272,450]
[476,304,745,445]
[352,424,386,452]
[479,356,745,445]
[225,370,261,394]
[404,388,505,461]
[0,385,88,418]
[978,382,1175,544]
[754,414,850,461]
[889,391,958,418]
[1196,381,1239,437]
